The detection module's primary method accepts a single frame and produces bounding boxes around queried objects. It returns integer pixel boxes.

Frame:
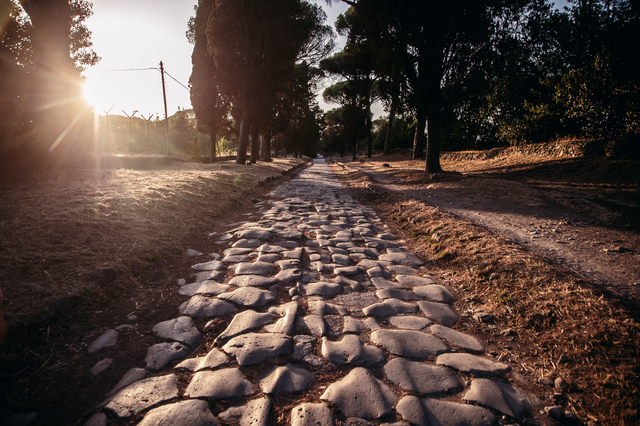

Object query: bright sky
[82,0,348,118]
[82,1,567,119]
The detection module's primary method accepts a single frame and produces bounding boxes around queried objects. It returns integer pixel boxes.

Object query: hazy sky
[82,0,348,118]
[82,1,567,119]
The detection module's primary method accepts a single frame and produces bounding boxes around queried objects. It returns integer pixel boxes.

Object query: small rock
[544,406,564,418]
[554,377,567,389]
[474,312,494,323]
[558,353,569,364]
[538,378,554,386]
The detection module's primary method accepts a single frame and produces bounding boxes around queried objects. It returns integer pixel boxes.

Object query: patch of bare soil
[0,157,308,425]
[330,152,640,426]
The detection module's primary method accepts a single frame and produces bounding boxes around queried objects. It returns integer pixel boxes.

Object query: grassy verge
[0,157,308,422]
[331,161,639,426]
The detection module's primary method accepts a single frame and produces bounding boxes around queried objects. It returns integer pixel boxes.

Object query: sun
[82,77,106,108]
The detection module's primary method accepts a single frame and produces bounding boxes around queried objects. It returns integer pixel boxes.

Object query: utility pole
[122,110,139,153]
[160,61,170,157]
[100,105,114,154]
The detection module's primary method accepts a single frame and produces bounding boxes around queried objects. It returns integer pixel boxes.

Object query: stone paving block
[396,395,496,426]
[321,335,384,366]
[371,329,449,358]
[88,329,118,353]
[278,230,304,239]
[192,269,226,283]
[332,253,351,265]
[184,368,254,399]
[218,287,276,307]
[216,310,275,342]
[417,300,459,326]
[363,298,419,317]
[291,402,335,426]
[384,358,461,394]
[137,399,220,426]
[145,342,192,370]
[367,266,390,278]
[103,374,178,418]
[334,265,363,275]
[385,265,417,275]
[296,315,326,336]
[277,259,301,270]
[152,316,202,348]
[191,260,224,271]
[343,316,381,334]
[222,333,293,366]
[395,275,436,286]
[429,324,484,353]
[107,367,147,397]
[304,281,343,296]
[376,288,422,301]
[293,335,315,360]
[84,413,107,426]
[222,254,251,263]
[276,268,303,283]
[370,277,406,290]
[463,378,543,420]
[260,363,313,395]
[320,367,395,419]
[334,275,363,291]
[328,246,348,255]
[228,275,278,287]
[324,315,343,336]
[90,358,112,376]
[179,296,236,317]
[389,315,432,330]
[258,244,287,253]
[413,285,455,303]
[235,261,276,276]
[436,353,510,375]
[175,348,228,372]
[257,253,281,263]
[232,239,263,248]
[179,281,231,296]
[378,253,424,267]
[224,247,254,256]
[219,397,271,426]
[236,229,275,241]
[332,292,379,314]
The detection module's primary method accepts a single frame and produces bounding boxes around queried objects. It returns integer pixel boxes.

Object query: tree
[1,0,99,160]
[207,0,312,164]
[189,1,230,162]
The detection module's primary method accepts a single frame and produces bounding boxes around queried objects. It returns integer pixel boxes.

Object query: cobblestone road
[84,159,542,426]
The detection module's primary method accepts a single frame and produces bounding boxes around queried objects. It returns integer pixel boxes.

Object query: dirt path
[346,161,640,309]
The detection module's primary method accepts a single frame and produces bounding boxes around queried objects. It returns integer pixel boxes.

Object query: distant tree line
[188,0,335,164]
[0,0,99,169]
[320,0,639,172]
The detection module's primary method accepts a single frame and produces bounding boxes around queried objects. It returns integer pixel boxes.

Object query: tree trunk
[250,125,259,164]
[366,89,373,158]
[384,102,396,155]
[424,114,443,173]
[236,107,250,164]
[352,138,357,162]
[209,123,217,163]
[412,112,426,160]
[262,130,271,161]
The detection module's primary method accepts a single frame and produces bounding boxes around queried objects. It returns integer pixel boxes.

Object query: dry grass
[332,161,640,426]
[0,158,307,323]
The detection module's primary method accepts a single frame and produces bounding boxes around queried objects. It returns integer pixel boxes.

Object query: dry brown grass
[332,161,640,426]
[0,158,307,323]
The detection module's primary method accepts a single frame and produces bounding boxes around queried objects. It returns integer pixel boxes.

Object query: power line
[92,67,159,72]
[92,65,190,92]
[163,70,190,91]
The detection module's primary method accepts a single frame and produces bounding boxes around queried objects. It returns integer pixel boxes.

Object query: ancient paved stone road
[85,159,542,426]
